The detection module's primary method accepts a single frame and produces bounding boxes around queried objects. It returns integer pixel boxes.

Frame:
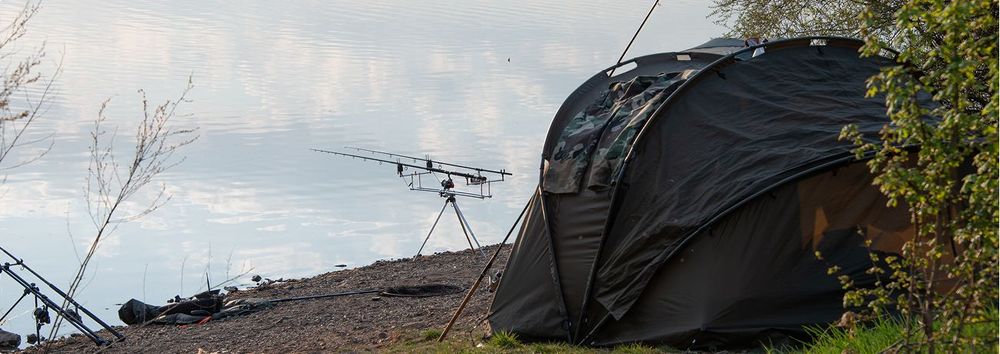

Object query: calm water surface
[0,0,723,337]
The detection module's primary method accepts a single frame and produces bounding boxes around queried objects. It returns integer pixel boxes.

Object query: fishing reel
[27,304,49,345]
[32,306,49,326]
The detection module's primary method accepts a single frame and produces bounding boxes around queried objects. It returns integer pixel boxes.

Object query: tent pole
[535,190,574,341]
[437,197,531,342]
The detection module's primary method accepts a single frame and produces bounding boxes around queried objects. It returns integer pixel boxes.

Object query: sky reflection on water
[0,0,724,336]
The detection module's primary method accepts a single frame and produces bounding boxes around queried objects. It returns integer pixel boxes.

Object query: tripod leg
[451,199,486,259]
[415,199,450,258]
[0,267,105,345]
[450,200,477,254]
[0,291,29,322]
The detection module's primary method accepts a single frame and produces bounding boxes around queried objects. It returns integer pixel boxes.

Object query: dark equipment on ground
[487,37,931,349]
[0,246,124,346]
[118,284,462,325]
[0,329,18,351]
[119,290,272,326]
[312,147,512,259]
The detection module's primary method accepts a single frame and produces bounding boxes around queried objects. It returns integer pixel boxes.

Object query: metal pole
[451,198,486,259]
[451,199,478,256]
[438,197,531,342]
[0,246,124,340]
[0,265,105,345]
[0,290,29,322]
[415,199,451,257]
[608,0,660,77]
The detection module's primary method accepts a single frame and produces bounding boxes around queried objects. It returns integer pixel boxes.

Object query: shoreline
[28,245,510,353]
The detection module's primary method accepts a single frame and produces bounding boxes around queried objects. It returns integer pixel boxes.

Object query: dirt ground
[28,245,510,353]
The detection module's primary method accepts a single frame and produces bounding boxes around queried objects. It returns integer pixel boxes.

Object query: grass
[525,342,583,353]
[790,317,904,354]
[383,332,682,354]
[385,329,632,353]
[488,331,522,349]
[772,309,1000,354]
[611,342,660,353]
[420,328,443,342]
[387,313,998,353]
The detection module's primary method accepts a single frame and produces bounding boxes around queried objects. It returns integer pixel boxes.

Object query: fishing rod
[344,147,511,177]
[0,245,124,346]
[311,148,502,184]
[608,0,660,77]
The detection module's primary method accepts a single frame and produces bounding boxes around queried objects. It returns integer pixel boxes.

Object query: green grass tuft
[420,328,443,342]
[527,341,584,353]
[611,342,659,353]
[797,317,905,354]
[789,310,999,354]
[488,330,522,349]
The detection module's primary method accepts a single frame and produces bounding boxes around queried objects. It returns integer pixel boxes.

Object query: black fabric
[547,188,612,334]
[591,43,901,320]
[118,297,275,325]
[158,296,223,317]
[591,163,903,348]
[118,296,222,325]
[118,299,162,325]
[488,192,569,340]
[117,290,275,326]
[0,329,19,351]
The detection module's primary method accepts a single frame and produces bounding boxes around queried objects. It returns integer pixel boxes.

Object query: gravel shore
[29,245,509,353]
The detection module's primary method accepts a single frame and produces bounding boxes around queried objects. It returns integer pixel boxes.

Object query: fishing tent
[488,37,921,349]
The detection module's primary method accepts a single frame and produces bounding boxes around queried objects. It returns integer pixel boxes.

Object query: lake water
[0,0,723,340]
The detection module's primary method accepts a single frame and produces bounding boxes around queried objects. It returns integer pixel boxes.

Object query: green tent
[489,37,923,349]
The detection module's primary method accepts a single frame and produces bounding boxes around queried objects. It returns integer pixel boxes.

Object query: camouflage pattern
[586,70,695,190]
[541,81,625,193]
[542,70,696,194]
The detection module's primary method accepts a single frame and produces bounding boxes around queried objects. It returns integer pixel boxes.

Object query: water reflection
[0,0,723,339]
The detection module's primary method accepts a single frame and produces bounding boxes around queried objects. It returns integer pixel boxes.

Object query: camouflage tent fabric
[542,70,695,193]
